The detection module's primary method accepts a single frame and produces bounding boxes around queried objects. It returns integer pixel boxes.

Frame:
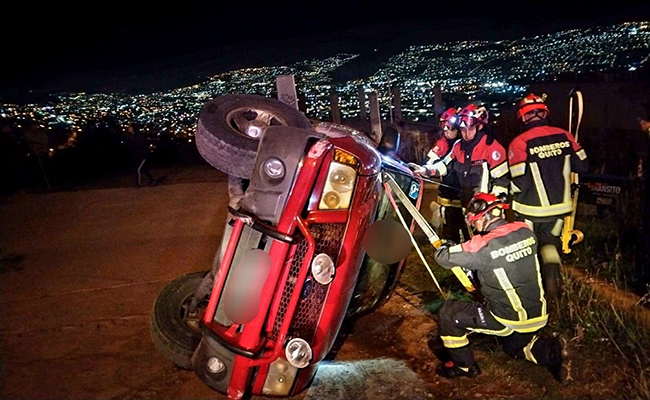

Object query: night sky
[3,2,650,99]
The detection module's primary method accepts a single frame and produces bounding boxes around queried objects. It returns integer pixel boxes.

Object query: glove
[407,163,428,177]
[437,239,457,251]
[570,183,581,195]
[442,238,457,246]
[426,150,440,165]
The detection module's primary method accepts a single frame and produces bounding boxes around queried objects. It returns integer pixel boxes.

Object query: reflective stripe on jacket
[428,136,462,202]
[435,220,548,333]
[508,122,588,218]
[426,132,509,205]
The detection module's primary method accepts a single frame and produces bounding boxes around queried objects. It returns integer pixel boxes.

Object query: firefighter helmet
[458,104,488,128]
[517,93,549,120]
[466,192,509,228]
[439,107,459,131]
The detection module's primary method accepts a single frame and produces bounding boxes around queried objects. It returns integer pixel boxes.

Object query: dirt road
[0,172,624,399]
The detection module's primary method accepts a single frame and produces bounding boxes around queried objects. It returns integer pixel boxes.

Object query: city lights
[1,22,648,149]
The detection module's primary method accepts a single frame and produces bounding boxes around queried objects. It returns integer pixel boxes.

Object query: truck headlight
[318,162,357,210]
[311,253,335,284]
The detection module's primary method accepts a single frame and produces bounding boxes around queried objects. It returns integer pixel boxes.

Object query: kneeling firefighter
[433,192,567,381]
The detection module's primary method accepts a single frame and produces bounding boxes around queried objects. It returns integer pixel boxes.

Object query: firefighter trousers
[523,217,564,301]
[438,300,555,368]
[441,205,471,243]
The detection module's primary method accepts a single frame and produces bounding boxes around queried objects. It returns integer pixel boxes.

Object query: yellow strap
[437,196,462,208]
[384,175,475,293]
[452,267,476,292]
[383,182,447,298]
[561,165,581,253]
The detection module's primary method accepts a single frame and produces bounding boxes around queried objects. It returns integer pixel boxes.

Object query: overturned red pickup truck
[150,94,422,399]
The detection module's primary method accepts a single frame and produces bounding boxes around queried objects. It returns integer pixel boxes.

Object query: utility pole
[434,84,444,121]
[392,86,402,121]
[387,84,393,124]
[329,88,341,124]
[369,92,382,143]
[358,86,367,120]
[24,126,51,190]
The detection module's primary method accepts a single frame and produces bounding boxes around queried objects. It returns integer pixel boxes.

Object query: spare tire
[195,94,312,179]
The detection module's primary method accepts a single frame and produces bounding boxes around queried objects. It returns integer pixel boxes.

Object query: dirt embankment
[566,267,650,328]
[0,174,643,400]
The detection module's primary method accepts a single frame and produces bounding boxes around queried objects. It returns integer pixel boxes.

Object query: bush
[556,269,650,399]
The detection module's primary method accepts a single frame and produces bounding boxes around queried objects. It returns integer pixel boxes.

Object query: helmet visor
[458,114,477,128]
[465,198,488,223]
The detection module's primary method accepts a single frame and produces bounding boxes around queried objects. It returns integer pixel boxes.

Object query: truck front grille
[270,223,345,342]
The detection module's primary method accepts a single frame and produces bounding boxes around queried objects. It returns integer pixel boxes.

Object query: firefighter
[426,108,461,165]
[433,192,566,381]
[508,93,588,301]
[411,104,510,207]
[425,107,469,242]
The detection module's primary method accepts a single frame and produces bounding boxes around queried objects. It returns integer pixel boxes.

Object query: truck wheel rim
[225,107,289,138]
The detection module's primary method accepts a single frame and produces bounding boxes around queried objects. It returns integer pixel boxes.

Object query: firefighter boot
[536,335,571,383]
[547,335,571,383]
[436,361,482,379]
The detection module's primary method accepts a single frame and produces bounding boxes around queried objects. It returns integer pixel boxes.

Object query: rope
[383,181,448,299]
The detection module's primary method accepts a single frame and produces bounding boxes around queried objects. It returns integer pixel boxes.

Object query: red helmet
[466,192,509,225]
[517,93,549,119]
[439,107,459,131]
[458,104,488,128]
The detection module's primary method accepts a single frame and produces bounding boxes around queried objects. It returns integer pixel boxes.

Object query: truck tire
[195,94,312,179]
[150,271,209,369]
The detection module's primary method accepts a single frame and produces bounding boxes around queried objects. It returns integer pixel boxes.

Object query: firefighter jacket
[427,136,462,205]
[435,219,548,333]
[424,131,510,205]
[427,136,455,162]
[508,120,588,219]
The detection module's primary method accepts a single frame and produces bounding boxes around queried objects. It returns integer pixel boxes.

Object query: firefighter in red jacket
[425,107,469,242]
[412,104,510,206]
[426,108,461,165]
[508,93,588,300]
[433,192,565,381]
